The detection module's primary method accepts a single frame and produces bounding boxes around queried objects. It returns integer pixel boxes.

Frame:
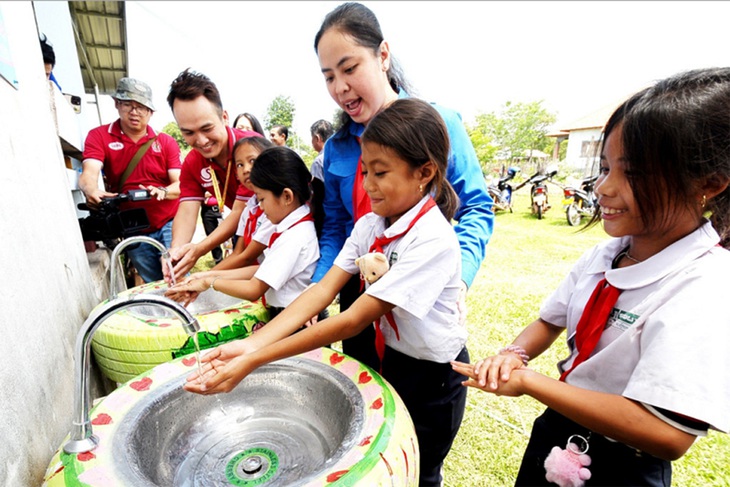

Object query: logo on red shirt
[108,142,124,151]
[201,167,212,183]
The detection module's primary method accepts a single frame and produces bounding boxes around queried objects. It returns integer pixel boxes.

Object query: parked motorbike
[563,175,598,226]
[514,168,558,220]
[487,166,520,212]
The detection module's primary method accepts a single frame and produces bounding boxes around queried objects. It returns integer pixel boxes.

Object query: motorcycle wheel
[566,203,582,226]
[536,204,543,220]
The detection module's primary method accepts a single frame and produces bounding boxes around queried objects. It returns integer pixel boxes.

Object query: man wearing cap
[79,77,182,283]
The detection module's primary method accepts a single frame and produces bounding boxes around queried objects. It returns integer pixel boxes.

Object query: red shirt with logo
[83,120,182,232]
[179,126,260,209]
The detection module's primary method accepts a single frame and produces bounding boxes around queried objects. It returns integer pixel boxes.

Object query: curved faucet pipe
[109,236,172,298]
[63,293,200,454]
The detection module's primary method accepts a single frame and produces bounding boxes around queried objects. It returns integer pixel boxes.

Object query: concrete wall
[0,3,103,485]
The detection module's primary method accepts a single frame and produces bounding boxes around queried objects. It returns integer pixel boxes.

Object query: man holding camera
[79,77,182,283]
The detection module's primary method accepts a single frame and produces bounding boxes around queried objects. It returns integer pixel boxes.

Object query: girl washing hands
[184,99,469,487]
[166,146,319,317]
[453,68,730,486]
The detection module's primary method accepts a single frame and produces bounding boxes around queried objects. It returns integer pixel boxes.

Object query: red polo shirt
[179,127,261,209]
[83,120,182,232]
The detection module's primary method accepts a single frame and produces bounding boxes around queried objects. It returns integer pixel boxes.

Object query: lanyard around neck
[209,161,232,213]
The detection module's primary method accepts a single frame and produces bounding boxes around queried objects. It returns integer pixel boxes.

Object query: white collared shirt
[235,195,275,248]
[541,220,730,433]
[334,196,466,363]
[255,205,318,308]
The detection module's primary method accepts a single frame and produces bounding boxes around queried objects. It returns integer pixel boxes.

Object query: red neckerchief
[352,136,371,223]
[364,197,437,372]
[268,212,315,247]
[560,277,622,381]
[243,204,264,247]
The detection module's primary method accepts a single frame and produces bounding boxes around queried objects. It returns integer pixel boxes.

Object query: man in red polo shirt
[79,77,181,283]
[164,69,262,283]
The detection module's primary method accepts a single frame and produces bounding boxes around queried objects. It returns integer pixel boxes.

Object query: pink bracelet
[498,345,530,366]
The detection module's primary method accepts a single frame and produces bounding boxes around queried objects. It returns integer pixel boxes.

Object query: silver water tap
[63,293,200,454]
[109,236,172,298]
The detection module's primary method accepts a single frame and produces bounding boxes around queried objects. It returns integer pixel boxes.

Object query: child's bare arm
[213,240,266,271]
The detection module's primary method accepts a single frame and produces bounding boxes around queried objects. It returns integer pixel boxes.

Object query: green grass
[442,191,730,486]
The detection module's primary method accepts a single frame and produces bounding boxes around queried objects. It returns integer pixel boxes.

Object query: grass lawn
[441,191,730,486]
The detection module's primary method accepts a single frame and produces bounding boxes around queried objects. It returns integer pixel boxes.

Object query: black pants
[340,274,380,370]
[383,345,469,487]
[201,204,222,263]
[516,408,672,486]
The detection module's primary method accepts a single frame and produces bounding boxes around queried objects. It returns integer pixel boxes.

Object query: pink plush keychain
[544,434,592,487]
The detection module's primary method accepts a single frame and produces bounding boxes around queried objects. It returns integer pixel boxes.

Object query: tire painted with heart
[90,280,269,383]
[43,348,419,486]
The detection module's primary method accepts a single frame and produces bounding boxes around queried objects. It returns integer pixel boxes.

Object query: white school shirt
[254,204,319,308]
[540,220,730,434]
[235,195,275,245]
[334,196,466,363]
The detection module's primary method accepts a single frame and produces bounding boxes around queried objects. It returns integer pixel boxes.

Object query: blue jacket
[313,95,494,288]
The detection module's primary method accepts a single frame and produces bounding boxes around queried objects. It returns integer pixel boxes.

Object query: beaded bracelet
[498,345,530,366]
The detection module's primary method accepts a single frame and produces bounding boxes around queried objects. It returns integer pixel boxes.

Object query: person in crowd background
[39,33,61,91]
[167,146,319,321]
[163,69,262,283]
[310,119,334,239]
[79,77,181,283]
[311,2,494,369]
[453,67,730,486]
[269,124,288,147]
[233,112,265,136]
[213,136,275,271]
[183,99,469,487]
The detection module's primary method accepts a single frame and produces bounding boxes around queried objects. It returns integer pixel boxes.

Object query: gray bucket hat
[113,77,155,111]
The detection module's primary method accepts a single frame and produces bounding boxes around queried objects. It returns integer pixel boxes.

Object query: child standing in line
[166,146,319,317]
[453,68,730,486]
[183,98,469,487]
[212,136,275,271]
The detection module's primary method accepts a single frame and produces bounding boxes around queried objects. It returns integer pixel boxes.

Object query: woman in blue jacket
[313,2,494,369]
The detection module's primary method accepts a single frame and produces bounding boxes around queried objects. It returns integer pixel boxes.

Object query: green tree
[162,121,190,156]
[468,100,556,173]
[264,95,296,133]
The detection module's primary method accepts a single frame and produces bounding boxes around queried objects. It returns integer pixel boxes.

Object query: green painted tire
[45,348,419,486]
[90,280,269,383]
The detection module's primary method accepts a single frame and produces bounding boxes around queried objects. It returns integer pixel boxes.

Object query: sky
[118,1,730,140]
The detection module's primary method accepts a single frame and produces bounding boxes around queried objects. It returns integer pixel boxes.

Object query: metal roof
[68,1,128,95]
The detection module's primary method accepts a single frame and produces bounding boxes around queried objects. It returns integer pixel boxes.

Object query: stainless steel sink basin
[115,357,361,486]
[44,348,419,486]
[125,286,244,318]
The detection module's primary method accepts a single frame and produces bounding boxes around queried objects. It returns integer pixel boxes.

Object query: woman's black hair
[233,112,265,137]
[361,98,459,221]
[590,68,730,247]
[314,2,413,129]
[250,146,313,210]
[232,135,273,160]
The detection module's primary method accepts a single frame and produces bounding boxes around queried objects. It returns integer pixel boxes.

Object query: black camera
[78,189,151,242]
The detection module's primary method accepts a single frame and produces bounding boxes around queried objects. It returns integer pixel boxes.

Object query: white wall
[565,127,602,172]
[0,3,102,485]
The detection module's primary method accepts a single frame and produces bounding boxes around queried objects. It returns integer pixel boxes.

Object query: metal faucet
[109,236,173,298]
[63,293,200,454]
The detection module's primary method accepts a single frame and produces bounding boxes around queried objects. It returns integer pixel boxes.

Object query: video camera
[77,189,150,242]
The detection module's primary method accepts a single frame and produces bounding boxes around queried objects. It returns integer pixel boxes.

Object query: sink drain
[226,448,279,486]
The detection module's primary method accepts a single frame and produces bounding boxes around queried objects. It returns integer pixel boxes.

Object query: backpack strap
[118,136,157,191]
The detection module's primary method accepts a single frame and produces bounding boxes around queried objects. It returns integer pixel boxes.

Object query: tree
[162,121,190,156]
[468,100,556,174]
[264,95,296,134]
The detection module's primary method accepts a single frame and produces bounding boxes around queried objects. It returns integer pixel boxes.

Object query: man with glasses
[79,77,182,283]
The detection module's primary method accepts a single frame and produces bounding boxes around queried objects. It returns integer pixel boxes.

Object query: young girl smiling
[184,99,469,487]
[453,68,730,486]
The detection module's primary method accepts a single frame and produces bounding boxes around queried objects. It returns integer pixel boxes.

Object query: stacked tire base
[91,280,270,383]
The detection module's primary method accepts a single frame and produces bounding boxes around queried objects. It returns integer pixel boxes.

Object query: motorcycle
[514,168,558,220]
[563,175,598,226]
[487,166,520,212]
